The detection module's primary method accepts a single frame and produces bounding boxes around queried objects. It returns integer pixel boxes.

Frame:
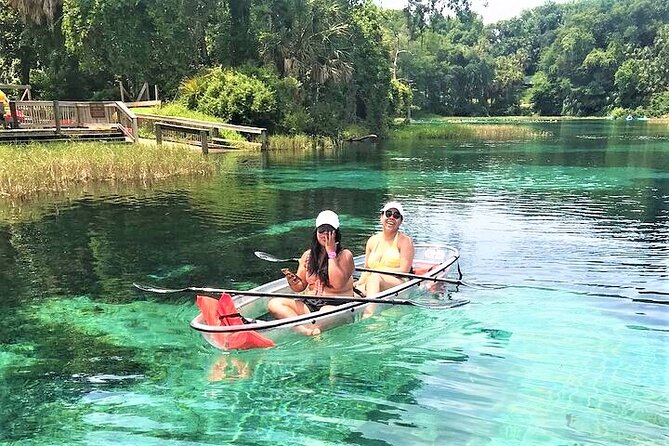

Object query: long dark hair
[307,228,342,287]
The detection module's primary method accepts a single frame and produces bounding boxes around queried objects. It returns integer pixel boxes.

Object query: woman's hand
[323,231,337,253]
[282,268,304,290]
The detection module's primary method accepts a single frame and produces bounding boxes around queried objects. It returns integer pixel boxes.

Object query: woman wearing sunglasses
[268,210,355,335]
[356,202,415,313]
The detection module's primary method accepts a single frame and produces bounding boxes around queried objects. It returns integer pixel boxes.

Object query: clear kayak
[187,244,468,351]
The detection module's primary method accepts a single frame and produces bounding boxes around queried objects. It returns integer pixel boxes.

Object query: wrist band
[327,251,337,259]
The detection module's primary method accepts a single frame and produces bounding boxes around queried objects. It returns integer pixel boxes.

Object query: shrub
[179,67,278,129]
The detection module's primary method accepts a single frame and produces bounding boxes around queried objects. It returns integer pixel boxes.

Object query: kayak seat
[196,294,275,350]
[412,262,436,276]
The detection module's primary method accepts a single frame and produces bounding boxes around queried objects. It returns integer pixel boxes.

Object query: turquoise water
[0,120,667,445]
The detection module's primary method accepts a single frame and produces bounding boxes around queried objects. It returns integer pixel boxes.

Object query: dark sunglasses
[382,210,402,219]
[317,224,335,233]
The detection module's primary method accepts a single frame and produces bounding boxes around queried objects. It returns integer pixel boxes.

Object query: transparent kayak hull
[190,244,461,350]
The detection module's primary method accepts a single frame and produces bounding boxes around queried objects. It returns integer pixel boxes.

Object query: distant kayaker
[268,210,355,335]
[356,201,415,316]
[0,89,8,129]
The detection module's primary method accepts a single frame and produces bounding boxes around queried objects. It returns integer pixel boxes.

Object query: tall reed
[0,142,213,199]
[269,134,338,150]
[390,123,550,139]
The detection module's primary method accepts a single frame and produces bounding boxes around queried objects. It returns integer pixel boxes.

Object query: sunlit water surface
[0,120,667,445]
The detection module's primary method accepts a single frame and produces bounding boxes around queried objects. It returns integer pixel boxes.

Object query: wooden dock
[1,100,267,152]
[137,113,268,152]
[1,100,137,143]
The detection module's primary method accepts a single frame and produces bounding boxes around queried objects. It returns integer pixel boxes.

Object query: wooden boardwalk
[1,100,267,152]
[137,113,268,152]
[1,100,136,143]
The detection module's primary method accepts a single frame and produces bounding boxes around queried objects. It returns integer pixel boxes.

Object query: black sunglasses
[317,224,335,233]
[382,210,402,219]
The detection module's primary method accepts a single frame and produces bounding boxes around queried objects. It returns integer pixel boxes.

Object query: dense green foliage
[490,0,669,117]
[1,0,667,134]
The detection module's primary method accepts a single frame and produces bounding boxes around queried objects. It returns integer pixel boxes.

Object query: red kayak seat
[412,262,436,276]
[196,294,275,350]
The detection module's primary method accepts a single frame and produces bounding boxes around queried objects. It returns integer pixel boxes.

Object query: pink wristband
[327,251,337,259]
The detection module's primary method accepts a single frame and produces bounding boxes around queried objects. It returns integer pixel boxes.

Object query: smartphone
[281,268,292,276]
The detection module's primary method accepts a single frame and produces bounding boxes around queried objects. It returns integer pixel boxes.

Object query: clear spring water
[0,120,667,445]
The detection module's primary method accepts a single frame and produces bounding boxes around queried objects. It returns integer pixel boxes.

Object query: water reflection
[208,355,254,382]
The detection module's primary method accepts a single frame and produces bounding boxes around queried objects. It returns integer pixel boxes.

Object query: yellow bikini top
[367,233,401,269]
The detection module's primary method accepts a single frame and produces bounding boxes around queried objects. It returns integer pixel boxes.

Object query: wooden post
[155,123,163,145]
[53,100,61,133]
[154,85,159,101]
[260,129,268,151]
[200,130,209,154]
[118,81,125,102]
[75,104,82,126]
[8,101,19,129]
[131,116,138,142]
[136,82,148,102]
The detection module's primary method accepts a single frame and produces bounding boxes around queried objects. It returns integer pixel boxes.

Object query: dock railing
[5,100,138,142]
[155,122,210,154]
[136,113,268,150]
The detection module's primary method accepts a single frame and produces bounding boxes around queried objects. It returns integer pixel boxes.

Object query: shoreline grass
[390,122,550,140]
[0,141,214,200]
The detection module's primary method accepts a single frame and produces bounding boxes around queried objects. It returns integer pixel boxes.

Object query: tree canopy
[1,0,667,135]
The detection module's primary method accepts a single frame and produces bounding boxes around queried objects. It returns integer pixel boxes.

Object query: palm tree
[257,0,353,85]
[7,0,61,25]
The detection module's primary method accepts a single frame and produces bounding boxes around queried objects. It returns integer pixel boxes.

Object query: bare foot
[295,325,321,336]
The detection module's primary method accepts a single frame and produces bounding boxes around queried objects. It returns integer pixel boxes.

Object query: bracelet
[327,251,337,259]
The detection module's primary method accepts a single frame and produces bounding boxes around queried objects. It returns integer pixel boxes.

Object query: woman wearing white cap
[268,210,355,335]
[357,201,415,310]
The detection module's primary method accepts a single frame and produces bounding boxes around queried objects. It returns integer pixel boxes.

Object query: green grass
[0,141,214,199]
[132,103,224,123]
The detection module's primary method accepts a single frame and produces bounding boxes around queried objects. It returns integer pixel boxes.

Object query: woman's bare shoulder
[398,233,414,247]
[366,232,381,245]
[339,248,355,261]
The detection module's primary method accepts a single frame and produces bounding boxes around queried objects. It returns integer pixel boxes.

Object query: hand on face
[319,230,337,252]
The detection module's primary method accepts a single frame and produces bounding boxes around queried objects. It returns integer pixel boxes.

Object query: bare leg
[362,273,405,318]
[268,297,302,319]
[267,298,320,335]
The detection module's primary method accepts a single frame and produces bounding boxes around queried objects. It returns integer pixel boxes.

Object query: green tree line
[1,0,667,137]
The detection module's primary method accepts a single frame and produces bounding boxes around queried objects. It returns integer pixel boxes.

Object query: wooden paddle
[133,283,469,310]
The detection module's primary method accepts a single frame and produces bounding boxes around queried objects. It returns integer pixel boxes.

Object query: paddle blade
[254,251,298,263]
[133,282,185,294]
[417,298,470,309]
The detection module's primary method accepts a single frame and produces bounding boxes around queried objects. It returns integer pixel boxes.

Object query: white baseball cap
[315,210,340,229]
[380,201,405,218]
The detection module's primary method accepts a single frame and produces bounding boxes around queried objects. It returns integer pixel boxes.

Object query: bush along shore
[0,141,213,200]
